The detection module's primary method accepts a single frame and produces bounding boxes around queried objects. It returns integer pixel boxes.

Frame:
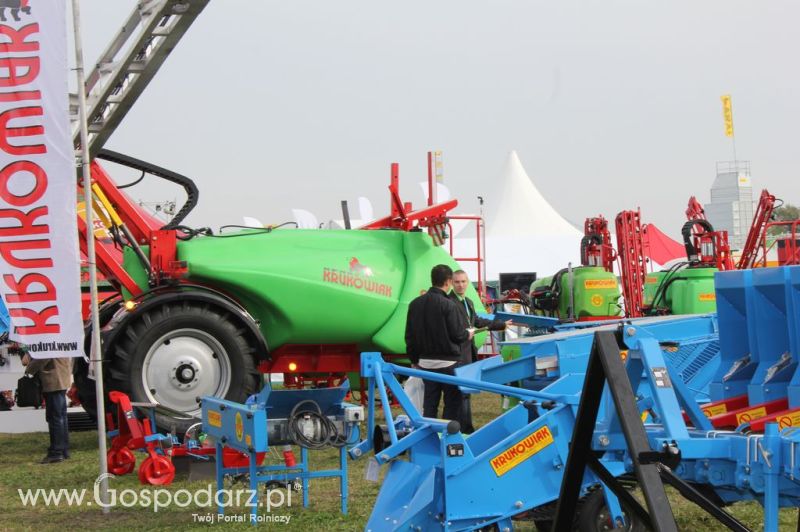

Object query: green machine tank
[114,227,488,430]
[644,266,717,315]
[122,228,485,355]
[643,271,667,308]
[642,215,725,315]
[530,266,621,320]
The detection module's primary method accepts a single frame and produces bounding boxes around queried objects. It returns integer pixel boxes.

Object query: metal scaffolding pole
[71,0,110,513]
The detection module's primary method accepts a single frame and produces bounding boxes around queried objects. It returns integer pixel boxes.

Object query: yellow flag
[434,150,444,183]
[721,94,734,137]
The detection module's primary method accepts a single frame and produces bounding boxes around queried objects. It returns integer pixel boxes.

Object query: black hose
[648,262,688,313]
[96,149,199,231]
[172,225,213,241]
[117,170,145,189]
[648,262,684,310]
[580,235,603,266]
[531,268,567,316]
[216,222,299,236]
[287,399,347,450]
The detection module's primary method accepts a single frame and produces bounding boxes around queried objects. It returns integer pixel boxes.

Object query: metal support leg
[763,423,780,532]
[551,334,608,530]
[374,369,398,444]
[585,454,652,527]
[552,330,678,532]
[602,482,625,528]
[340,446,348,514]
[216,442,225,516]
[495,517,513,532]
[301,447,309,508]
[249,450,258,524]
[657,465,750,532]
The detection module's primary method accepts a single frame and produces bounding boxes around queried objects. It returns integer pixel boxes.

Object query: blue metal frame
[202,382,355,523]
[356,266,800,531]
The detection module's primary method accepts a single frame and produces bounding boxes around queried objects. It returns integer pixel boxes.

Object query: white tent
[452,151,582,282]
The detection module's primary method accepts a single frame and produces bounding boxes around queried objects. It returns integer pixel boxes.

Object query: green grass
[0,394,796,531]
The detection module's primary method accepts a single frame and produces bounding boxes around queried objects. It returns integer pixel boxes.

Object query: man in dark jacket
[22,354,72,463]
[405,264,473,421]
[450,269,509,433]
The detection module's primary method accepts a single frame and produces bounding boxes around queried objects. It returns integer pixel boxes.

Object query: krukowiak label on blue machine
[490,425,554,476]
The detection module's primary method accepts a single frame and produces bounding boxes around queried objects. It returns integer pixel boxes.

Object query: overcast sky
[73,0,799,239]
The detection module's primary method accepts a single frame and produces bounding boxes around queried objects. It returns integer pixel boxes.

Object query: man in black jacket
[405,264,473,421]
[451,269,509,433]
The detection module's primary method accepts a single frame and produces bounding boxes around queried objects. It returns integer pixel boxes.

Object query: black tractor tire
[576,489,647,532]
[107,301,261,434]
[73,299,123,422]
[73,355,98,420]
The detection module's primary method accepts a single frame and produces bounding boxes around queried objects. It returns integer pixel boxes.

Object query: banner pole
[71,0,110,512]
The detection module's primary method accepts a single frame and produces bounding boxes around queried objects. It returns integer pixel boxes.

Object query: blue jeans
[44,391,69,458]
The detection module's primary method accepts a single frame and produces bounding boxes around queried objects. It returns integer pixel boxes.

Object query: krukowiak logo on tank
[322,257,393,297]
[0,0,83,358]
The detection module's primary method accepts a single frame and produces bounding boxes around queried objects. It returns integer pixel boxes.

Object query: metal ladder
[70,0,210,158]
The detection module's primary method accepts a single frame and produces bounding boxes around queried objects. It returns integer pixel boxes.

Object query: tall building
[705,161,754,250]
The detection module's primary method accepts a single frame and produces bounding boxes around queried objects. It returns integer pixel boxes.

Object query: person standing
[22,354,73,463]
[405,264,473,421]
[450,269,509,433]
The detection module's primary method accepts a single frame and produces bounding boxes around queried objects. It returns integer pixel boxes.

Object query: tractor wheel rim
[142,328,232,415]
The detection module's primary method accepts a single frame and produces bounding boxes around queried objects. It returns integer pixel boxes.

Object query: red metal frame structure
[685,196,706,221]
[424,150,488,297]
[581,216,616,272]
[763,220,800,266]
[615,210,649,318]
[683,196,734,271]
[106,390,177,485]
[448,215,487,296]
[76,156,194,298]
[447,213,498,358]
[77,162,152,297]
[737,189,777,270]
[361,163,458,232]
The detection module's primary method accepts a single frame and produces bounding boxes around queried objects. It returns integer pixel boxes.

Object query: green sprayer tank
[643,266,717,315]
[643,271,666,308]
[530,266,621,320]
[124,228,485,354]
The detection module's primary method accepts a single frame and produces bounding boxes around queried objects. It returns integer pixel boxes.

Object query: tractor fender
[102,285,270,361]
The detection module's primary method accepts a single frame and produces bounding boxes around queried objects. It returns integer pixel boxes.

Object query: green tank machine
[642,218,729,315]
[74,154,484,430]
[530,266,622,320]
[529,216,622,322]
[503,214,726,412]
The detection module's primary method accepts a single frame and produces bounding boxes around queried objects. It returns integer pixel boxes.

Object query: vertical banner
[0,0,83,358]
[434,150,444,183]
[720,94,734,138]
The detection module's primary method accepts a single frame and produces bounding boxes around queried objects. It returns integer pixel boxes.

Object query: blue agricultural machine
[353,265,800,531]
[201,382,365,522]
